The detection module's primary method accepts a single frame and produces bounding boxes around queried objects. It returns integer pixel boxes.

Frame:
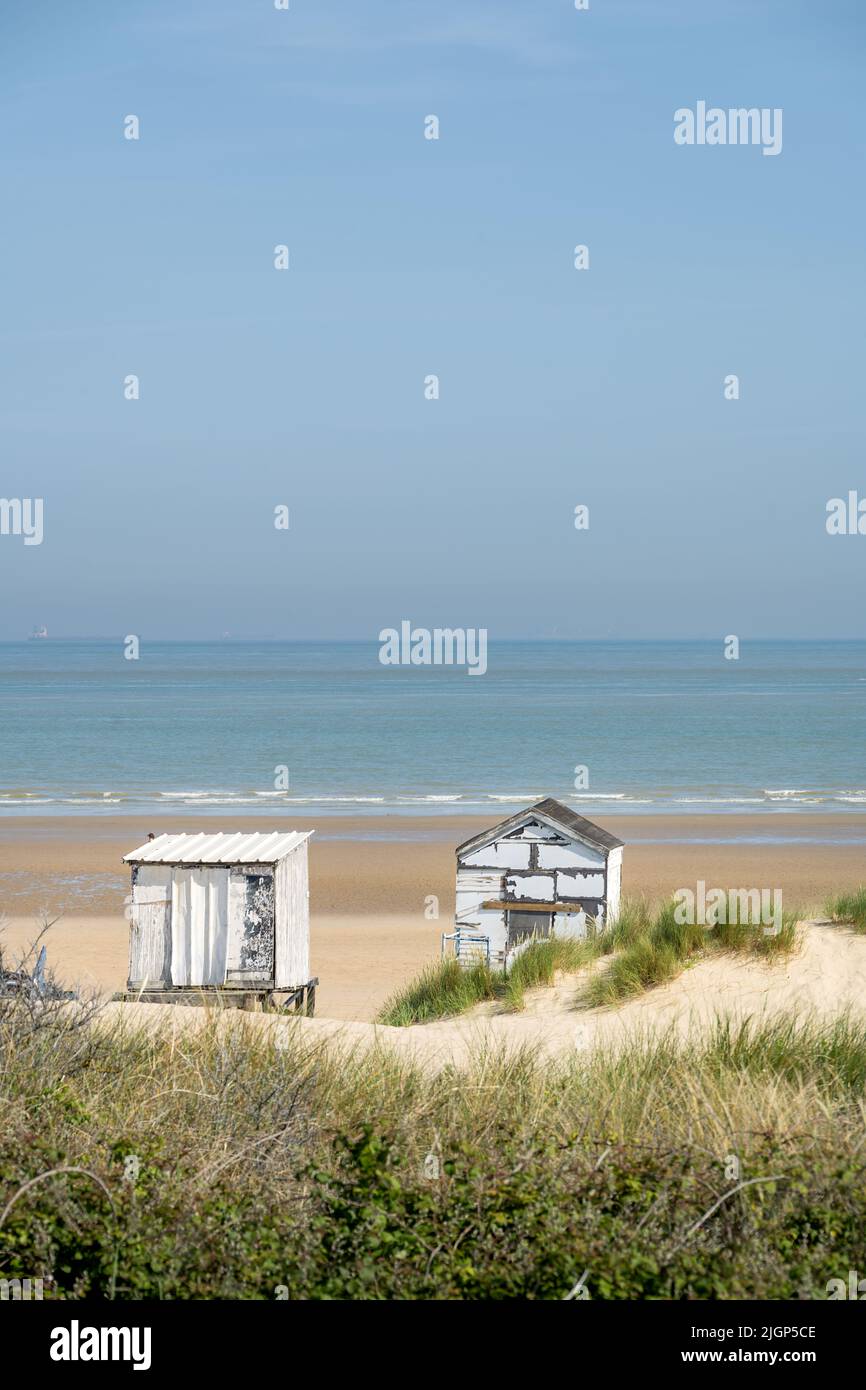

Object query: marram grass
[379,897,802,1024]
[588,902,800,1007]
[826,886,866,933]
[374,958,497,1027]
[376,937,595,1025]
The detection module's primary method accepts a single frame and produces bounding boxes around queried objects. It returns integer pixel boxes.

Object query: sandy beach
[1,813,863,1019]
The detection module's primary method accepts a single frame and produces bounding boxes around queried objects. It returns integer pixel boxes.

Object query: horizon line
[2,636,864,646]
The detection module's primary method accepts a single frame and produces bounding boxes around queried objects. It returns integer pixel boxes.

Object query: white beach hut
[122,830,316,1011]
[451,798,624,971]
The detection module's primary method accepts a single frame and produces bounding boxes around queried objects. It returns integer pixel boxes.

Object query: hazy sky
[1,1,863,639]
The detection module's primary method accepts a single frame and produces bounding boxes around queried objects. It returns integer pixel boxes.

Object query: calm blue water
[0,640,864,818]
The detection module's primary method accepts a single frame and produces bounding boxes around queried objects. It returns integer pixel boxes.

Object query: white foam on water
[395,795,464,803]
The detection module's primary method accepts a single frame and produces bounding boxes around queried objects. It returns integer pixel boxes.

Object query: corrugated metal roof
[123,830,313,865]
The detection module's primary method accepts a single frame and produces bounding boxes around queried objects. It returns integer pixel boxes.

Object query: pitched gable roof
[456,797,624,857]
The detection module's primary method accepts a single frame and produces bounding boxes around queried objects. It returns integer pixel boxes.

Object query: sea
[1,640,864,834]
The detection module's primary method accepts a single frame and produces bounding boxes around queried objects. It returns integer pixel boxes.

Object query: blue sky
[1,0,864,639]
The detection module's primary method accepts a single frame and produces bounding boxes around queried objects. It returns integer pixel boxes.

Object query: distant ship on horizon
[29,625,48,639]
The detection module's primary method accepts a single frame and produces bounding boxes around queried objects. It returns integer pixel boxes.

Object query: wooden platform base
[114,979,319,1017]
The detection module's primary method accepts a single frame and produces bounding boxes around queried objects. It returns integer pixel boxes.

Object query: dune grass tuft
[712,910,799,957]
[587,900,704,1006]
[600,896,656,953]
[700,1011,866,1093]
[376,958,497,1026]
[826,887,866,933]
[587,900,800,1007]
[377,937,597,1024]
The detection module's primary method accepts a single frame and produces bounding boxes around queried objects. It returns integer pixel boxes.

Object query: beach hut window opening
[227,868,275,978]
[507,910,553,947]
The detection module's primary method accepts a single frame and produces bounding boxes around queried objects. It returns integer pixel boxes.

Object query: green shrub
[3,1007,866,1299]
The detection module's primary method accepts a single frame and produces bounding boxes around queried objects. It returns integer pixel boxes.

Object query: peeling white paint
[505,873,556,901]
[131,865,172,905]
[463,842,531,870]
[537,842,605,870]
[553,911,588,940]
[555,870,605,898]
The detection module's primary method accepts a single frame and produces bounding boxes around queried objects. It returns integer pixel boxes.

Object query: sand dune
[91,921,866,1071]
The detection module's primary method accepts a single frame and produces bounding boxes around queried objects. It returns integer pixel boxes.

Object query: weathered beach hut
[450,798,624,970]
[122,830,316,1012]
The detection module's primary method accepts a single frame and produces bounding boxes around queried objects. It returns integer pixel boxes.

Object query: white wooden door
[170,867,230,986]
[128,867,172,988]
